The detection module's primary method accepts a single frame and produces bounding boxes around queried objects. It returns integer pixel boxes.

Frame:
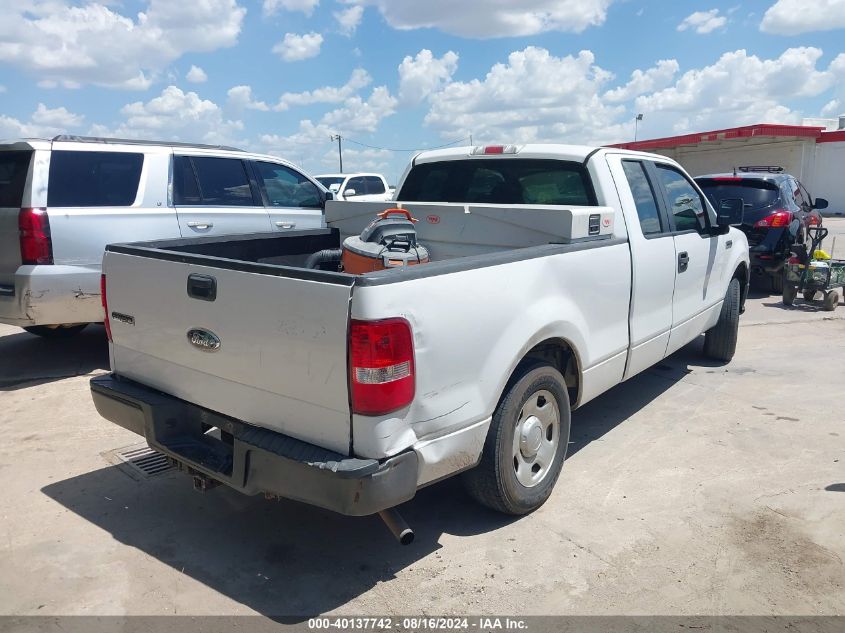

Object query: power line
[341,135,472,153]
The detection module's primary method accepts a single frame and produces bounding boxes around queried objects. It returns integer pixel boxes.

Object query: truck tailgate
[104,251,353,455]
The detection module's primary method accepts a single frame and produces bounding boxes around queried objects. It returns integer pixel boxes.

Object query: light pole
[634,113,643,142]
[330,134,343,172]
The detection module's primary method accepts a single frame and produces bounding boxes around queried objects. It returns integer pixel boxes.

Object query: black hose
[305,248,343,270]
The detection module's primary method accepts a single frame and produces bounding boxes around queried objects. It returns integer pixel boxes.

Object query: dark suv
[695,167,827,292]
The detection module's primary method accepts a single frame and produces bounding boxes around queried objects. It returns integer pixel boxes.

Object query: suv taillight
[754,210,792,228]
[101,274,112,342]
[349,318,415,416]
[19,208,53,265]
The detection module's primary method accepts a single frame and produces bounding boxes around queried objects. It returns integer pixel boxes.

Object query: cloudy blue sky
[1,0,844,182]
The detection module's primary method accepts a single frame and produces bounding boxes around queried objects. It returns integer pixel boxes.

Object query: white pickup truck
[315,172,393,202]
[91,145,749,541]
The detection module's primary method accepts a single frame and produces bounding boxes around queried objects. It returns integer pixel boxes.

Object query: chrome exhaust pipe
[378,507,414,545]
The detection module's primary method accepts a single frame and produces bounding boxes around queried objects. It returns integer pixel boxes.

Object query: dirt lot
[0,220,844,619]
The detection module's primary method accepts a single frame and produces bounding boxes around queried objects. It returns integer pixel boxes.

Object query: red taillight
[754,210,791,228]
[808,216,820,226]
[101,274,112,342]
[349,318,414,416]
[19,208,53,265]
[483,146,505,154]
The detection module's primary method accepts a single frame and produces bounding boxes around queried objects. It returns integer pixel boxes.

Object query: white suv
[0,136,330,337]
[315,173,394,202]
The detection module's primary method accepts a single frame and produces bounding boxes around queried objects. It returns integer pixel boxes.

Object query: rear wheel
[23,324,88,338]
[823,290,840,312]
[771,272,784,293]
[463,362,571,515]
[704,278,740,362]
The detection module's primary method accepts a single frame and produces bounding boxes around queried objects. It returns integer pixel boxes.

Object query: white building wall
[810,142,845,215]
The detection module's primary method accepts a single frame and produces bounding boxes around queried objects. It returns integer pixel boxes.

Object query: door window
[175,156,257,206]
[254,162,322,208]
[622,160,664,236]
[344,176,366,197]
[655,165,709,235]
[48,151,143,207]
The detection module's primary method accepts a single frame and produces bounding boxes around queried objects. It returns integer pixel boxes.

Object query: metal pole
[331,134,343,173]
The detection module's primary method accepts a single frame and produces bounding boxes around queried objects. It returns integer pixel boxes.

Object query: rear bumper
[90,374,419,516]
[0,265,102,327]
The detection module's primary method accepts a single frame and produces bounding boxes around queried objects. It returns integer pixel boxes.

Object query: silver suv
[0,136,329,337]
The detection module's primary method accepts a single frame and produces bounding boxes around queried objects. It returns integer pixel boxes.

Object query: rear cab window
[47,151,143,207]
[0,151,32,207]
[398,159,597,206]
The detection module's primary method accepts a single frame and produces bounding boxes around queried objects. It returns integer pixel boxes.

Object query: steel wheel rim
[512,389,560,488]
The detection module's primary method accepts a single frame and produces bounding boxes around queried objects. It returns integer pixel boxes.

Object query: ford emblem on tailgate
[187,328,221,352]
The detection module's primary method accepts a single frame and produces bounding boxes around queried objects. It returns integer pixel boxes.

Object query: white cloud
[321,86,398,133]
[677,9,728,34]
[634,47,838,132]
[0,103,84,138]
[273,32,324,62]
[186,65,208,83]
[398,49,459,105]
[603,59,679,103]
[263,0,319,16]
[104,86,244,145]
[345,0,613,38]
[0,0,246,89]
[424,47,624,144]
[32,103,85,127]
[821,99,841,117]
[0,85,6,93]
[761,0,845,35]
[335,5,364,35]
[227,85,270,112]
[274,68,372,110]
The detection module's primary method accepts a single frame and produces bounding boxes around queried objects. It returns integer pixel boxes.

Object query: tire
[803,290,817,302]
[463,362,571,515]
[771,272,784,294]
[782,284,797,306]
[823,290,839,312]
[23,324,88,338]
[704,278,741,362]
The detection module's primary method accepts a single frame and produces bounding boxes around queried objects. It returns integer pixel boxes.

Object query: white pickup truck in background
[91,144,749,543]
[316,172,394,202]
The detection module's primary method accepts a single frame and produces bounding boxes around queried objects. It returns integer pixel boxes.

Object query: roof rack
[51,135,245,152]
[737,165,784,173]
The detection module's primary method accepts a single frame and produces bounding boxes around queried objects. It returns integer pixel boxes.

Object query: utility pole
[634,113,644,142]
[330,134,343,172]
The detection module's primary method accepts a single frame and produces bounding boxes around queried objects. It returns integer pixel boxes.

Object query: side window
[621,160,664,236]
[796,179,812,211]
[47,151,143,207]
[190,157,256,206]
[655,165,709,235]
[173,155,200,205]
[254,161,322,208]
[364,176,385,195]
[345,176,366,197]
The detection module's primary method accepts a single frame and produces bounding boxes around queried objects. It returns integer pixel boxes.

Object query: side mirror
[814,197,829,210]
[344,188,357,197]
[717,198,744,227]
[324,190,334,201]
[320,190,333,210]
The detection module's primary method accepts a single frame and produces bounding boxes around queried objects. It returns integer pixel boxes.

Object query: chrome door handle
[275,222,296,229]
[187,221,213,229]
